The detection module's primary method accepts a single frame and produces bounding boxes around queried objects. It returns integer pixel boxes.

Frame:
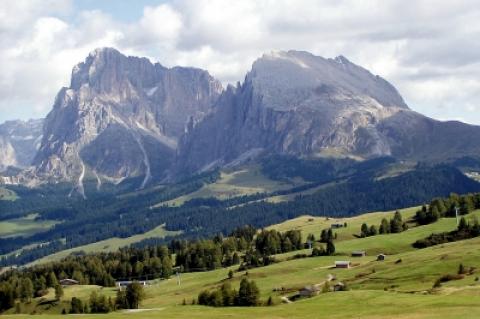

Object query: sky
[0,0,479,125]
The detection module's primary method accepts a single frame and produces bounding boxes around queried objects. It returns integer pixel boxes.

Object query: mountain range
[1,48,480,191]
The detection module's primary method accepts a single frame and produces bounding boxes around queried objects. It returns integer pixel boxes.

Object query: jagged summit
[249,50,408,111]
[3,48,480,189]
[31,48,223,191]
[0,119,43,172]
[176,50,480,175]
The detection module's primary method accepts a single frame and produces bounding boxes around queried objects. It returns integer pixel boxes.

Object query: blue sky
[1,0,480,125]
[74,0,166,22]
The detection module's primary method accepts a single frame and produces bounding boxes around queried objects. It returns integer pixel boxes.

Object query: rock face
[177,50,480,174]
[32,48,222,191]
[3,48,480,189]
[0,119,43,171]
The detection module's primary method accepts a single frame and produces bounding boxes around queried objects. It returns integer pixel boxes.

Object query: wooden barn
[351,251,366,257]
[335,261,351,269]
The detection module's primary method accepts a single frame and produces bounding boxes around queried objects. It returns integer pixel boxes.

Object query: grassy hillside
[4,208,480,318]
[157,166,301,207]
[27,224,181,266]
[0,214,59,239]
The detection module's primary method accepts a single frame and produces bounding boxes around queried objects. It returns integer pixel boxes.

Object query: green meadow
[27,224,181,266]
[0,213,59,239]
[3,208,480,318]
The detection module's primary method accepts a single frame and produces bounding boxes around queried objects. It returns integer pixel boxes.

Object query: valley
[1,1,480,318]
[2,202,480,318]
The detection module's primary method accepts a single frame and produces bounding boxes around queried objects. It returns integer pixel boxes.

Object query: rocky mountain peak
[248,50,408,111]
[0,119,43,172]
[176,50,480,175]
[29,48,223,190]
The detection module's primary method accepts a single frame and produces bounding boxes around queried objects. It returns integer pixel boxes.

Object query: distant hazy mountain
[176,50,480,174]
[2,48,480,190]
[0,119,43,171]
[30,48,222,193]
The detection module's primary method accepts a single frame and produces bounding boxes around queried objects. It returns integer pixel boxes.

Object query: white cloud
[0,0,480,125]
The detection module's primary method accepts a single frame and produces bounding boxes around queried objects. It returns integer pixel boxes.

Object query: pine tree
[379,218,390,234]
[390,211,403,233]
[237,278,250,306]
[47,271,58,288]
[369,225,378,236]
[246,280,260,306]
[126,282,145,309]
[458,217,468,231]
[320,229,329,243]
[70,297,84,314]
[326,240,335,256]
[55,284,64,300]
[115,290,128,309]
[220,282,235,306]
[20,278,34,302]
[232,252,240,265]
[267,296,273,306]
[361,223,369,237]
[162,256,173,278]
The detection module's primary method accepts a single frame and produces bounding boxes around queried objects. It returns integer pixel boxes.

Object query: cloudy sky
[1,0,479,124]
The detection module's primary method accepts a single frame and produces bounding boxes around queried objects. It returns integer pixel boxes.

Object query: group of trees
[415,193,480,225]
[198,278,260,307]
[311,241,336,257]
[310,228,336,256]
[0,245,173,313]
[67,282,145,314]
[0,272,65,312]
[3,163,479,268]
[413,216,480,248]
[255,230,303,255]
[173,226,257,272]
[360,211,408,238]
[1,224,309,314]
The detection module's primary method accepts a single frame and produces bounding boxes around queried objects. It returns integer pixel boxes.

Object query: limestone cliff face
[0,119,43,171]
[4,49,480,189]
[177,50,480,174]
[32,48,222,190]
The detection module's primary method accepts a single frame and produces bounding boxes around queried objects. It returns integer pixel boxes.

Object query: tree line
[3,165,479,268]
[198,278,261,307]
[68,282,145,314]
[415,193,480,225]
[413,216,480,248]
[360,211,408,237]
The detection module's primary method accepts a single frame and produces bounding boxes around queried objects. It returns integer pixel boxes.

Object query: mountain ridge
[2,48,480,190]
[176,50,480,175]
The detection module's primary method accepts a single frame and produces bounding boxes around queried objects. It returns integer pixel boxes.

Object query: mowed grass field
[5,208,480,318]
[0,213,59,239]
[27,224,181,266]
[156,165,302,207]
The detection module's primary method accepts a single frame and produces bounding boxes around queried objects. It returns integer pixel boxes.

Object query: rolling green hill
[3,206,480,318]
[155,165,301,207]
[26,224,181,266]
[0,214,59,239]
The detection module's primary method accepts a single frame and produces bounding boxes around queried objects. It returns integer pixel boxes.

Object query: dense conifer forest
[1,158,480,267]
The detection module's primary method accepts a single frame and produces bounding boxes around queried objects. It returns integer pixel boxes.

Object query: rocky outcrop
[176,50,480,174]
[3,48,480,189]
[32,48,222,190]
[0,119,43,171]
